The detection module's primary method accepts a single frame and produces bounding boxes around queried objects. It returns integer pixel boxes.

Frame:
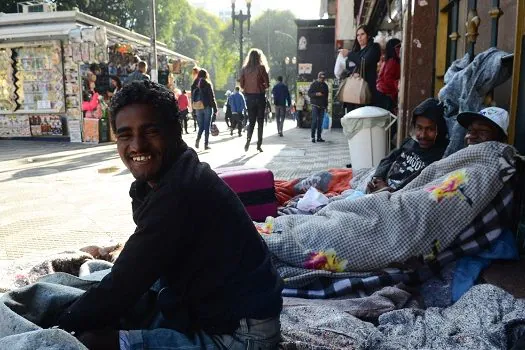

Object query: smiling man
[457,106,509,146]
[57,81,283,349]
[367,98,448,193]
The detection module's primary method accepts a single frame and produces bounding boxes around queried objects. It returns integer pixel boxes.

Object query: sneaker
[311,138,316,143]
[205,145,211,150]
[195,140,200,149]
[230,130,233,136]
[257,146,263,152]
[317,138,325,142]
[238,133,242,137]
[279,132,283,137]
[244,143,249,152]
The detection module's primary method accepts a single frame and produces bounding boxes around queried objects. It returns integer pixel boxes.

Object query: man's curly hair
[109,80,181,138]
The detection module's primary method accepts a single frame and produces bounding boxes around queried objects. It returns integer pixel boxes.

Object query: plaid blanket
[262,142,517,298]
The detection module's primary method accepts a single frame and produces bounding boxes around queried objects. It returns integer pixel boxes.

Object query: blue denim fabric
[127,317,280,350]
[444,119,467,157]
[128,328,217,350]
[275,105,286,134]
[311,105,324,139]
[196,107,212,145]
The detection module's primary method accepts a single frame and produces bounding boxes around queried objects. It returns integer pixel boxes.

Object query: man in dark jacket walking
[308,72,329,143]
[272,76,291,137]
[57,81,283,349]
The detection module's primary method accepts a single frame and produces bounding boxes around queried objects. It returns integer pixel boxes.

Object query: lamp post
[231,0,252,78]
[150,0,158,82]
[283,56,297,97]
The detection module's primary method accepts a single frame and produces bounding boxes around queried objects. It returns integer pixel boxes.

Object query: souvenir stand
[0,9,195,142]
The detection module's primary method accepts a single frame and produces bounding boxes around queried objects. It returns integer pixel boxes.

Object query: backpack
[192,80,205,110]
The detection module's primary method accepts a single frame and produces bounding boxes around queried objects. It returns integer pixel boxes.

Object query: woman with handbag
[376,38,401,113]
[240,48,270,152]
[191,69,218,150]
[342,24,381,112]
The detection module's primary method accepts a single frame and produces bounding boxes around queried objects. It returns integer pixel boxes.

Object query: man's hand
[76,330,120,350]
[315,92,323,96]
[366,178,391,194]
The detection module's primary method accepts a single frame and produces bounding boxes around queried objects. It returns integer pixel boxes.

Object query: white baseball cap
[457,106,509,136]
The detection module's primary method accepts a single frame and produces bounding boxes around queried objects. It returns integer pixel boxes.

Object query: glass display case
[14,42,65,113]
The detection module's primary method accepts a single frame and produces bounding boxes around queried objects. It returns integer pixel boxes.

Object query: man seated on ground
[57,81,283,349]
[367,98,448,194]
[456,106,509,146]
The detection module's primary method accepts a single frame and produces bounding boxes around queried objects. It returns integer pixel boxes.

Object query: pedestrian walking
[295,91,305,128]
[191,69,218,150]
[224,90,233,128]
[229,87,247,137]
[271,76,291,137]
[240,48,270,152]
[308,72,329,143]
[177,90,189,134]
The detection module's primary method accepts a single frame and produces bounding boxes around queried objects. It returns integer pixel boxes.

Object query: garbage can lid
[343,106,390,120]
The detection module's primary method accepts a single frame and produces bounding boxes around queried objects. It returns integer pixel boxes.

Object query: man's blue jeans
[125,317,281,349]
[311,105,324,140]
[196,107,212,145]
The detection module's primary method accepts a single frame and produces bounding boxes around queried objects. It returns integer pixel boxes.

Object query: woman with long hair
[191,68,218,150]
[107,75,122,98]
[190,66,200,132]
[344,24,381,110]
[376,38,401,112]
[240,48,270,152]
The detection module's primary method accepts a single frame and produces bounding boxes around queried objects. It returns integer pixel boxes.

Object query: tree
[0,0,238,90]
[247,10,297,80]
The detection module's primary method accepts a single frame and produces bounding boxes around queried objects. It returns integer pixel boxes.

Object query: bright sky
[188,0,322,20]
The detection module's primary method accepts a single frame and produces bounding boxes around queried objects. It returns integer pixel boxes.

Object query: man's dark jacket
[272,82,291,107]
[308,81,329,108]
[58,143,283,334]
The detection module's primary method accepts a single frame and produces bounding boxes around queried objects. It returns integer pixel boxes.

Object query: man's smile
[130,154,152,162]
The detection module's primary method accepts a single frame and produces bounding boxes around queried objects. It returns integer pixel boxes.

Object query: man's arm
[373,147,403,179]
[58,200,182,333]
[286,88,291,107]
[308,82,318,99]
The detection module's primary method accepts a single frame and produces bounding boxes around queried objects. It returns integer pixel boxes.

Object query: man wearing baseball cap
[457,107,509,146]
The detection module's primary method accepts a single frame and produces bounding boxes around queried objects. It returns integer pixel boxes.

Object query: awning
[0,10,196,64]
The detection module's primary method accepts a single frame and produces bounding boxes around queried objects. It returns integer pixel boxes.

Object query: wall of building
[397,0,438,143]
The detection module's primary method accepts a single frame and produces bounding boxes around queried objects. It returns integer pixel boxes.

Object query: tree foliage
[0,0,297,90]
[248,10,297,80]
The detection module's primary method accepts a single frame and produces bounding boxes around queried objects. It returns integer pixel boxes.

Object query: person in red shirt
[376,38,401,112]
[177,90,189,134]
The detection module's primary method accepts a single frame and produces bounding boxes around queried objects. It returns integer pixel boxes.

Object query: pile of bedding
[1,273,524,349]
[263,142,517,298]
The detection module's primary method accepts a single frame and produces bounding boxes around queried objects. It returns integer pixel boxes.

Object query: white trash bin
[341,106,391,170]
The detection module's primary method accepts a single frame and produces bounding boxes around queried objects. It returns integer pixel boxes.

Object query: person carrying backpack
[191,69,218,150]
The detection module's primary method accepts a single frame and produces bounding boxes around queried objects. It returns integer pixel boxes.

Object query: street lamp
[283,56,297,95]
[231,0,252,78]
[150,0,158,82]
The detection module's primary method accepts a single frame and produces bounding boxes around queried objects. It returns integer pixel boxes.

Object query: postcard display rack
[0,41,66,138]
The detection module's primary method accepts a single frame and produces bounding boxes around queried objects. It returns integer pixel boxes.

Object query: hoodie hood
[411,98,448,146]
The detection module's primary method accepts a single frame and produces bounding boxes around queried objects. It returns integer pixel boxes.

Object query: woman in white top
[295,91,306,127]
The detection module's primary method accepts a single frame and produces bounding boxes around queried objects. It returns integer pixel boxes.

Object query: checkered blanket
[262,142,517,298]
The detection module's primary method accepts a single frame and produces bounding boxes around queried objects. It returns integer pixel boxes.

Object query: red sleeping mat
[216,167,277,221]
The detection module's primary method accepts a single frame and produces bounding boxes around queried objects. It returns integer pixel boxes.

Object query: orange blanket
[275,168,353,206]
